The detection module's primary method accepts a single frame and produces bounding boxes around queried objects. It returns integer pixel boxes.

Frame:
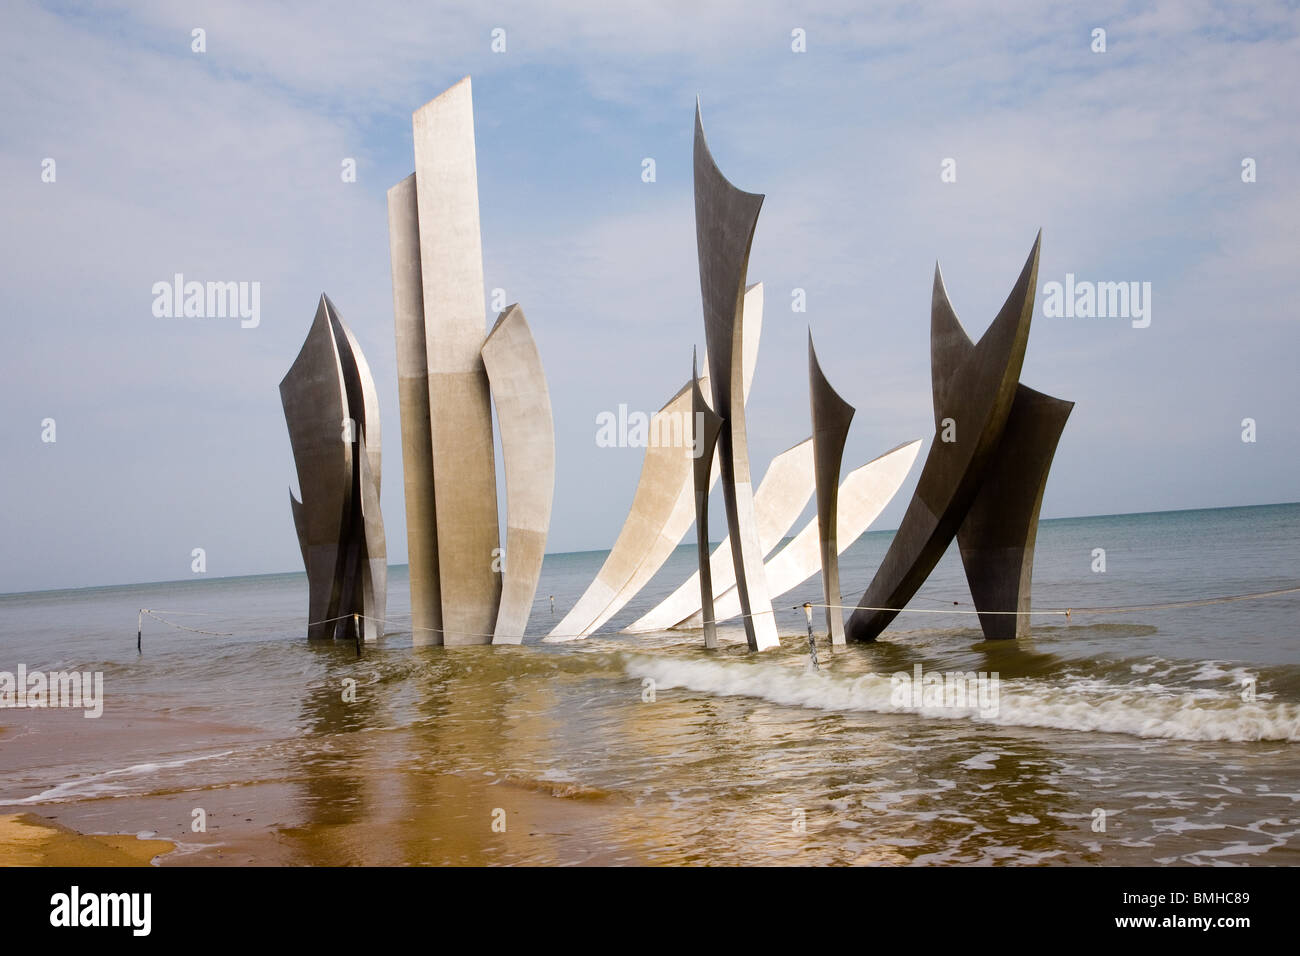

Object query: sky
[2,0,1298,593]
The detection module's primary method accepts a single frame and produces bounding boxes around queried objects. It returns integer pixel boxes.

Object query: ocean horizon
[6,499,1296,599]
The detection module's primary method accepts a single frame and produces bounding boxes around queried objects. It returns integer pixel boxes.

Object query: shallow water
[1,504,1297,865]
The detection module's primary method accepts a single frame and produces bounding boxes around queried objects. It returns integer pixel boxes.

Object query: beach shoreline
[0,813,174,867]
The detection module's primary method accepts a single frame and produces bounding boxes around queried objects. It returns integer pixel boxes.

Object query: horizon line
[2,499,1297,600]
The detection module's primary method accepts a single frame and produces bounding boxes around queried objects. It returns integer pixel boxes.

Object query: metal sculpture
[546,284,763,642]
[387,77,554,645]
[624,437,815,634]
[681,440,920,627]
[386,173,441,643]
[808,333,855,645]
[931,267,1074,640]
[845,234,1072,642]
[689,352,725,648]
[482,304,555,643]
[355,79,1073,654]
[693,103,779,651]
[280,294,387,643]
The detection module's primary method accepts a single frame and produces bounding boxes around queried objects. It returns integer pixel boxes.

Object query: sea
[1,502,1297,865]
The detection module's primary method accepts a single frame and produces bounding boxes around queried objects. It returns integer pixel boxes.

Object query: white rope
[802,604,1068,616]
[136,584,1300,643]
[141,610,233,636]
[799,584,1300,617]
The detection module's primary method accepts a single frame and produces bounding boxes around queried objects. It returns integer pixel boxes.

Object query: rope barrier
[1042,585,1300,614]
[138,609,369,646]
[799,604,1068,616]
[135,583,1300,647]
[795,584,1300,617]
[141,610,234,636]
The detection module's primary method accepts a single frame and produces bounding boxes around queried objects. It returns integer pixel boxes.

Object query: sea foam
[625,656,1300,743]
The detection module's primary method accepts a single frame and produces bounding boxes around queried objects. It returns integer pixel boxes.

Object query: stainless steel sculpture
[547,284,763,642]
[280,294,387,643]
[808,334,855,645]
[845,234,1072,642]
[387,174,441,644]
[482,304,555,643]
[624,437,814,633]
[693,103,780,652]
[931,267,1074,640]
[681,440,920,627]
[387,77,555,645]
[369,81,1070,653]
[410,78,501,646]
[545,377,705,642]
[689,353,724,649]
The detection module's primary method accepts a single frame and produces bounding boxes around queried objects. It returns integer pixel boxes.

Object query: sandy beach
[0,813,173,866]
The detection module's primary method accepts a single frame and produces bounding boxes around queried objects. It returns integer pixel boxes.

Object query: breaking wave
[624,656,1300,743]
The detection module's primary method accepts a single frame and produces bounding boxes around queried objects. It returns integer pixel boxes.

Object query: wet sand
[14,775,662,866]
[2,707,666,866]
[0,813,174,866]
[3,714,631,865]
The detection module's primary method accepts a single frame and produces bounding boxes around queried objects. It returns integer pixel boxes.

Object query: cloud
[2,0,1297,590]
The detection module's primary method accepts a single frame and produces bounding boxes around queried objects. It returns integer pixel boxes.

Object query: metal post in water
[354,613,361,656]
[803,602,818,670]
[137,610,143,654]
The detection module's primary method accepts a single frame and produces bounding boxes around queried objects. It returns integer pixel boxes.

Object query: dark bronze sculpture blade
[690,350,725,649]
[694,102,780,651]
[808,332,855,645]
[846,233,1041,642]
